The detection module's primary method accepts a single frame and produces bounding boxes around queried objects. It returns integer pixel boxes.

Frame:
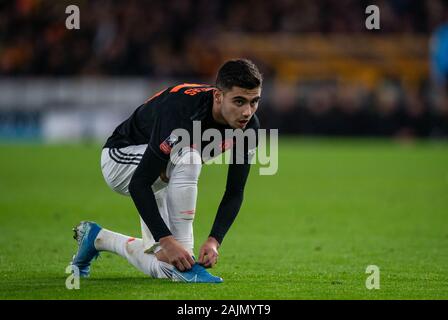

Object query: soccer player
[70,59,262,283]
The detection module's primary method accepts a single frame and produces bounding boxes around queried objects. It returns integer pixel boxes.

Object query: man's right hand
[159,235,195,271]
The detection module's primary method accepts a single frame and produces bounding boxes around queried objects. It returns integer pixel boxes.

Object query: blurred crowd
[1,0,447,77]
[260,80,448,138]
[0,0,447,138]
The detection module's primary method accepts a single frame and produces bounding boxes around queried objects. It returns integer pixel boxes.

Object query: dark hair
[215,59,263,91]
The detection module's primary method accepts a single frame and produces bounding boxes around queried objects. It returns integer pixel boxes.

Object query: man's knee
[170,148,202,182]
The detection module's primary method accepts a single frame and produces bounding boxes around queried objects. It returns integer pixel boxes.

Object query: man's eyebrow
[232,96,261,101]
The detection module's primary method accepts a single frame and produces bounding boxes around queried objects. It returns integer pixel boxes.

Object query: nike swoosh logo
[173,271,198,282]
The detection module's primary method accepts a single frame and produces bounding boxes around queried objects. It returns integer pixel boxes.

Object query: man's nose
[242,106,252,118]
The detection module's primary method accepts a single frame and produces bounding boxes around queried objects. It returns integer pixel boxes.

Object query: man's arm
[128,146,195,271]
[128,147,170,240]
[209,162,251,244]
[198,162,251,267]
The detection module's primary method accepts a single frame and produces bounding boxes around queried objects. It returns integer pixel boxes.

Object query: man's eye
[235,100,244,106]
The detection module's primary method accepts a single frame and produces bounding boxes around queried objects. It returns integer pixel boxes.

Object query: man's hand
[159,235,195,271]
[198,237,220,268]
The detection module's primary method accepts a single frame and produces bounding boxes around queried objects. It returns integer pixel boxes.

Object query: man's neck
[211,99,228,126]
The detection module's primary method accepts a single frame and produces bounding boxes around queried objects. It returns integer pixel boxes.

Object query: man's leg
[139,147,201,262]
[97,146,200,272]
[77,146,221,282]
[157,149,222,282]
[74,219,222,282]
[95,145,173,278]
[93,147,201,278]
[91,183,173,279]
[94,228,173,279]
[165,147,202,255]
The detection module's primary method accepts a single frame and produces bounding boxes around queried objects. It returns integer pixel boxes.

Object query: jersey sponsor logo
[160,134,179,155]
[184,87,214,96]
[170,83,215,96]
[169,83,208,93]
[145,84,215,104]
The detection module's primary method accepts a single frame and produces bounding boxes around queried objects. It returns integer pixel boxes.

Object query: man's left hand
[198,237,220,268]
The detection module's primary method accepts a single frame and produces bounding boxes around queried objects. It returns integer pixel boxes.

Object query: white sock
[164,147,202,254]
[94,228,173,279]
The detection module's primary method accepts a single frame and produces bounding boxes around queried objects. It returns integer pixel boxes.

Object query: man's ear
[213,89,223,104]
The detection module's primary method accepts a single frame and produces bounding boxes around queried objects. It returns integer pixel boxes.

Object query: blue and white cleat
[172,263,223,283]
[71,221,102,278]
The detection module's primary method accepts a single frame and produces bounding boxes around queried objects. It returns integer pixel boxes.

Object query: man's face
[216,86,261,129]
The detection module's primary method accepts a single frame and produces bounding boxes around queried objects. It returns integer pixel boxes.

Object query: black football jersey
[104,83,260,161]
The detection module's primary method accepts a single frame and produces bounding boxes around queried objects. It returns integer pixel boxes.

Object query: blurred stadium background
[1,0,447,142]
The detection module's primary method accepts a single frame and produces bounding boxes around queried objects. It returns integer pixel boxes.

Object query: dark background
[1,0,447,140]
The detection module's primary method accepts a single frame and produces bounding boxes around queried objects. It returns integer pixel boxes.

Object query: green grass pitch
[0,138,447,299]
